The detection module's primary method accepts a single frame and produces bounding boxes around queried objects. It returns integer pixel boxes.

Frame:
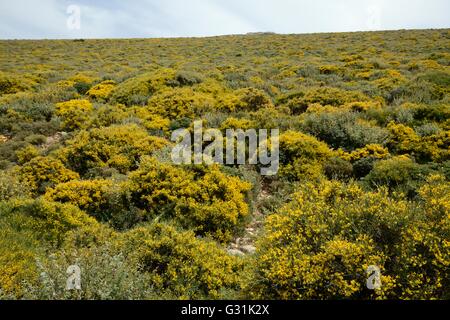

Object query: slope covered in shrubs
[0,29,449,299]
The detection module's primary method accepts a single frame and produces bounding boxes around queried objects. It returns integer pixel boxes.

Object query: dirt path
[227,187,270,256]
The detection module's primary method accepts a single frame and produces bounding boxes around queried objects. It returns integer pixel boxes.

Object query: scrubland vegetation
[0,29,449,299]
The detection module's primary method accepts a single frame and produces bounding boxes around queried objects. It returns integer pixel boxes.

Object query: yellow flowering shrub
[249,178,449,299]
[417,174,450,218]
[55,99,93,130]
[44,179,114,220]
[0,223,40,296]
[387,121,420,153]
[355,70,374,80]
[247,180,401,299]
[1,198,99,245]
[123,222,244,299]
[86,103,128,128]
[214,87,273,112]
[395,174,450,299]
[216,92,241,111]
[87,80,116,101]
[15,145,40,164]
[148,87,214,119]
[18,156,79,194]
[128,157,251,242]
[68,73,98,85]
[1,29,449,300]
[419,130,450,162]
[0,71,36,95]
[372,70,407,91]
[279,130,333,180]
[339,144,389,162]
[110,68,176,105]
[387,122,449,162]
[59,124,169,174]
[0,198,102,296]
[127,106,171,133]
[220,117,256,131]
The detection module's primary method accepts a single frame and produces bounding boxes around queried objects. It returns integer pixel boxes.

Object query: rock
[241,245,256,254]
[227,248,245,256]
[237,237,251,245]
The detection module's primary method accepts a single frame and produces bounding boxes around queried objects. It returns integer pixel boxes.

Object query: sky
[0,0,449,39]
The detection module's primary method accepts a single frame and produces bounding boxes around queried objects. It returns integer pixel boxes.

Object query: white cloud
[0,0,448,39]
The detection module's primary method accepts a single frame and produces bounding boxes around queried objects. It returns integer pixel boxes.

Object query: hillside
[0,29,449,299]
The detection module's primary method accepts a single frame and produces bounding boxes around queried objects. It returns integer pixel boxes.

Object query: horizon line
[1,27,448,41]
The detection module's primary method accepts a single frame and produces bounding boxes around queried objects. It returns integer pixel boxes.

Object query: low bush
[247,178,450,299]
[364,155,431,196]
[279,130,333,180]
[148,87,214,119]
[110,69,176,106]
[18,156,79,194]
[128,157,252,242]
[55,99,93,131]
[277,87,370,115]
[123,222,244,299]
[86,80,116,101]
[59,124,169,175]
[301,110,388,150]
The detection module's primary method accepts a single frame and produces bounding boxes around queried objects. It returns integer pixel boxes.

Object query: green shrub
[417,71,450,87]
[172,70,204,86]
[413,103,449,122]
[233,88,273,111]
[324,157,353,181]
[352,157,377,178]
[278,87,370,115]
[24,134,47,145]
[22,245,157,300]
[415,123,441,137]
[364,155,431,197]
[0,169,30,200]
[301,110,388,150]
[387,80,445,104]
[73,82,91,95]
